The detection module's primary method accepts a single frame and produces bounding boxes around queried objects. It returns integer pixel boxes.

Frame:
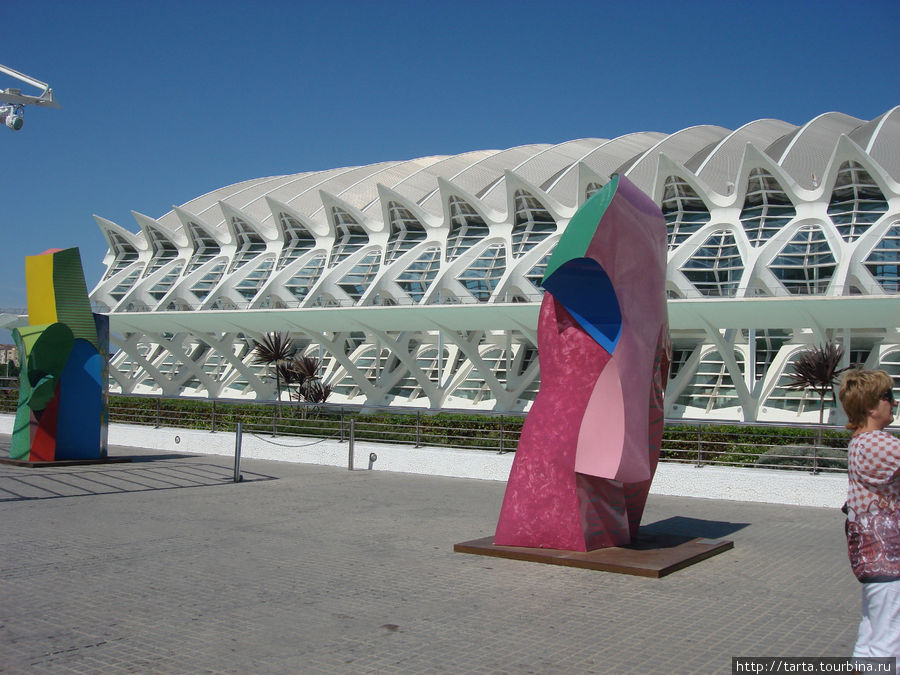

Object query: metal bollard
[368,452,377,470]
[348,418,355,470]
[695,424,704,467]
[233,422,243,483]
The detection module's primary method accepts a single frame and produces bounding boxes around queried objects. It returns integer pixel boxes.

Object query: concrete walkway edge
[0,413,848,508]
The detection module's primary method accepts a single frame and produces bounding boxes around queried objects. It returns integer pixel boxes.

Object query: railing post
[272,404,277,437]
[416,410,421,448]
[155,397,161,428]
[211,399,216,433]
[498,415,505,454]
[233,422,243,483]
[811,428,821,475]
[812,446,820,475]
[340,408,345,443]
[695,423,703,467]
[348,418,355,470]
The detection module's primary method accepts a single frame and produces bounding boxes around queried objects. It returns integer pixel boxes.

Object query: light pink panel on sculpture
[573,358,625,479]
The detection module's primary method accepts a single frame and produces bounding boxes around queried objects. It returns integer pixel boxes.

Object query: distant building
[0,344,18,368]
[89,107,900,423]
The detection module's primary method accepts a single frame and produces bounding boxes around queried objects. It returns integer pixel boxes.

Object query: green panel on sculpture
[50,248,99,350]
[10,328,32,461]
[542,175,618,283]
[26,323,74,392]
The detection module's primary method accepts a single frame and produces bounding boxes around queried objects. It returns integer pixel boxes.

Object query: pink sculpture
[494,174,669,551]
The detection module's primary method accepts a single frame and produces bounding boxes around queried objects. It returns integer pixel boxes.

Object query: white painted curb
[0,413,847,508]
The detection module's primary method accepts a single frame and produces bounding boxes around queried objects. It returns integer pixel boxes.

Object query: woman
[839,369,900,663]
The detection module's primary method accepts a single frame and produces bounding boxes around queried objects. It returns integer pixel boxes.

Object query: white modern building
[87,107,900,423]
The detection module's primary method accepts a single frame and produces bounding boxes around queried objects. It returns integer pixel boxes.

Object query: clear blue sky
[2,0,898,329]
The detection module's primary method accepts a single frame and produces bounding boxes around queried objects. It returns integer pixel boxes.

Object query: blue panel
[542,257,622,354]
[55,339,103,460]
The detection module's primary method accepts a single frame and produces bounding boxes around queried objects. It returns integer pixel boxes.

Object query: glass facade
[456,244,506,301]
[680,230,744,297]
[829,161,888,242]
[662,176,710,250]
[740,168,795,246]
[511,190,556,257]
[770,225,836,295]
[446,196,490,261]
[396,246,441,302]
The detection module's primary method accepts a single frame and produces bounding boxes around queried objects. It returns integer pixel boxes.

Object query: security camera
[0,105,23,131]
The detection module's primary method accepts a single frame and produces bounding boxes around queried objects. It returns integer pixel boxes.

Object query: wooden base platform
[0,457,132,468]
[454,531,733,578]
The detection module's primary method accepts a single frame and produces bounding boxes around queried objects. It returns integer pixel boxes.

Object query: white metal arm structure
[0,64,60,131]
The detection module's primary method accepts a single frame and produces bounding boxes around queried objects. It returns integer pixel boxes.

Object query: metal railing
[0,385,861,473]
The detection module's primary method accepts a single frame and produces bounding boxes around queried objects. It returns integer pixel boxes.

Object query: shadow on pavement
[0,461,277,502]
[641,516,750,539]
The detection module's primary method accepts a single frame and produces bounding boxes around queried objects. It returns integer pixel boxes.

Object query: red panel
[30,387,60,462]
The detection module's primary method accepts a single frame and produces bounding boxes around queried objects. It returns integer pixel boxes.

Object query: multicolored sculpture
[10,247,109,462]
[494,174,670,551]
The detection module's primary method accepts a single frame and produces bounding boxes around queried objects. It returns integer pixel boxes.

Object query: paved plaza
[0,435,862,673]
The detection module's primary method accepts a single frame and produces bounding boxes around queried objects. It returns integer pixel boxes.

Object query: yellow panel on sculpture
[25,251,58,325]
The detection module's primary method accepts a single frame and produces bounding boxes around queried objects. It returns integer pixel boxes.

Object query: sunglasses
[880,390,896,404]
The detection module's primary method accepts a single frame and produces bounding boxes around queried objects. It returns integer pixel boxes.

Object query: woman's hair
[839,368,893,431]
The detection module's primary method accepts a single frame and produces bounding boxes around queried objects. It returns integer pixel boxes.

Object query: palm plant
[251,332,296,408]
[281,355,333,414]
[785,341,850,457]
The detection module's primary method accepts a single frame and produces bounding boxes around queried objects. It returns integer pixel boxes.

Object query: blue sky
[1,0,898,335]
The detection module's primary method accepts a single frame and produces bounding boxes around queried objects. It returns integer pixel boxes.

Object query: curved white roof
[110,108,893,242]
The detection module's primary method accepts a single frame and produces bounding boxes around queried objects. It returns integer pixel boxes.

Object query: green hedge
[5,391,853,466]
[659,423,849,466]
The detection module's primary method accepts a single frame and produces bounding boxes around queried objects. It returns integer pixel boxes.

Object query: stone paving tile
[0,440,861,673]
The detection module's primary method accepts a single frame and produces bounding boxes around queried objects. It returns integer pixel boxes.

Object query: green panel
[51,248,99,350]
[9,328,32,460]
[542,175,619,283]
[17,323,56,357]
[26,322,74,389]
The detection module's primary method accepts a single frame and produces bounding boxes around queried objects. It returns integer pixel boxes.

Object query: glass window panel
[585,181,604,201]
[228,217,267,273]
[679,230,744,297]
[277,214,316,270]
[148,262,185,300]
[676,349,744,412]
[456,244,506,301]
[235,256,275,301]
[864,221,900,293]
[189,260,227,300]
[385,202,427,265]
[285,254,326,302]
[511,190,556,258]
[446,197,490,261]
[770,225,836,295]
[338,250,381,302]
[397,246,440,302]
[662,176,710,251]
[143,228,180,277]
[329,208,369,266]
[740,168,795,246]
[828,161,888,242]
